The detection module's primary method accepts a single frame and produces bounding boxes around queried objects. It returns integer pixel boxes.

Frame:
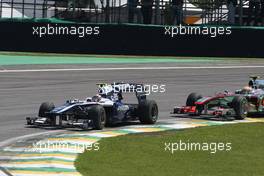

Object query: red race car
[172,76,264,120]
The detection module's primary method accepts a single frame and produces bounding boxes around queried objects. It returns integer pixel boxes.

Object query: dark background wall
[0,21,263,58]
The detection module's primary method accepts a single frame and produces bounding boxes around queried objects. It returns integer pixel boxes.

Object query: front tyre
[186,93,203,106]
[38,102,55,117]
[89,105,106,130]
[138,100,158,124]
[232,96,248,120]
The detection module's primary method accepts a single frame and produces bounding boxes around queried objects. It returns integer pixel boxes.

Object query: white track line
[0,130,66,148]
[0,65,264,73]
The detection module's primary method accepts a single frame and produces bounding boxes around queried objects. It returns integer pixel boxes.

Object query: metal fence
[0,0,263,26]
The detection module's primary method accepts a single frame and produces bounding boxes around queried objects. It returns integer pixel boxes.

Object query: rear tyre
[104,107,114,127]
[89,105,106,130]
[38,102,55,117]
[186,93,203,106]
[232,96,248,120]
[138,100,158,124]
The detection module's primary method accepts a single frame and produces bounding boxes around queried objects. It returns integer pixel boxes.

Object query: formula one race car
[172,76,264,120]
[26,83,158,130]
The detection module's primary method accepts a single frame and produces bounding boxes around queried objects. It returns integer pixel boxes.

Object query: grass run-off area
[75,123,264,176]
[1,51,264,65]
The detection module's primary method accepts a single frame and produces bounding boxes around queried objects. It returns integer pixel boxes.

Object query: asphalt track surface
[1,61,264,142]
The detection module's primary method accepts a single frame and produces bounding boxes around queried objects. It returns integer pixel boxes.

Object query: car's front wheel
[232,96,248,120]
[38,102,56,125]
[38,102,55,117]
[186,93,203,106]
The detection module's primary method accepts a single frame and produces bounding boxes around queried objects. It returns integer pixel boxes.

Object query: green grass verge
[75,123,264,176]
[1,51,264,66]
[0,52,221,65]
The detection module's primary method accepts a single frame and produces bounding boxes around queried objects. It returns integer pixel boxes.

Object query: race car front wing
[172,106,235,117]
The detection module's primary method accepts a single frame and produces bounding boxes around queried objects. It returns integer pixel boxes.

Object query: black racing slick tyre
[38,102,55,117]
[89,105,106,130]
[186,93,203,106]
[104,107,114,127]
[138,100,158,124]
[232,96,248,120]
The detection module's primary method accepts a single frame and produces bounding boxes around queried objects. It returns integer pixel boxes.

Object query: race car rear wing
[97,82,148,93]
[97,82,148,102]
[113,83,148,98]
[248,75,264,89]
[112,82,145,91]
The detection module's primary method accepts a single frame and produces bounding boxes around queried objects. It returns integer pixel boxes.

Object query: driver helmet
[91,94,102,102]
[98,86,113,98]
[241,86,252,94]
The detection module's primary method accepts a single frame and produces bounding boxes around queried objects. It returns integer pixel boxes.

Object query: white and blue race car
[26,83,158,130]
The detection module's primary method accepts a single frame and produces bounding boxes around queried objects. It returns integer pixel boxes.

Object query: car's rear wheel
[104,107,114,127]
[186,93,203,106]
[89,105,106,130]
[138,100,158,124]
[232,96,248,120]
